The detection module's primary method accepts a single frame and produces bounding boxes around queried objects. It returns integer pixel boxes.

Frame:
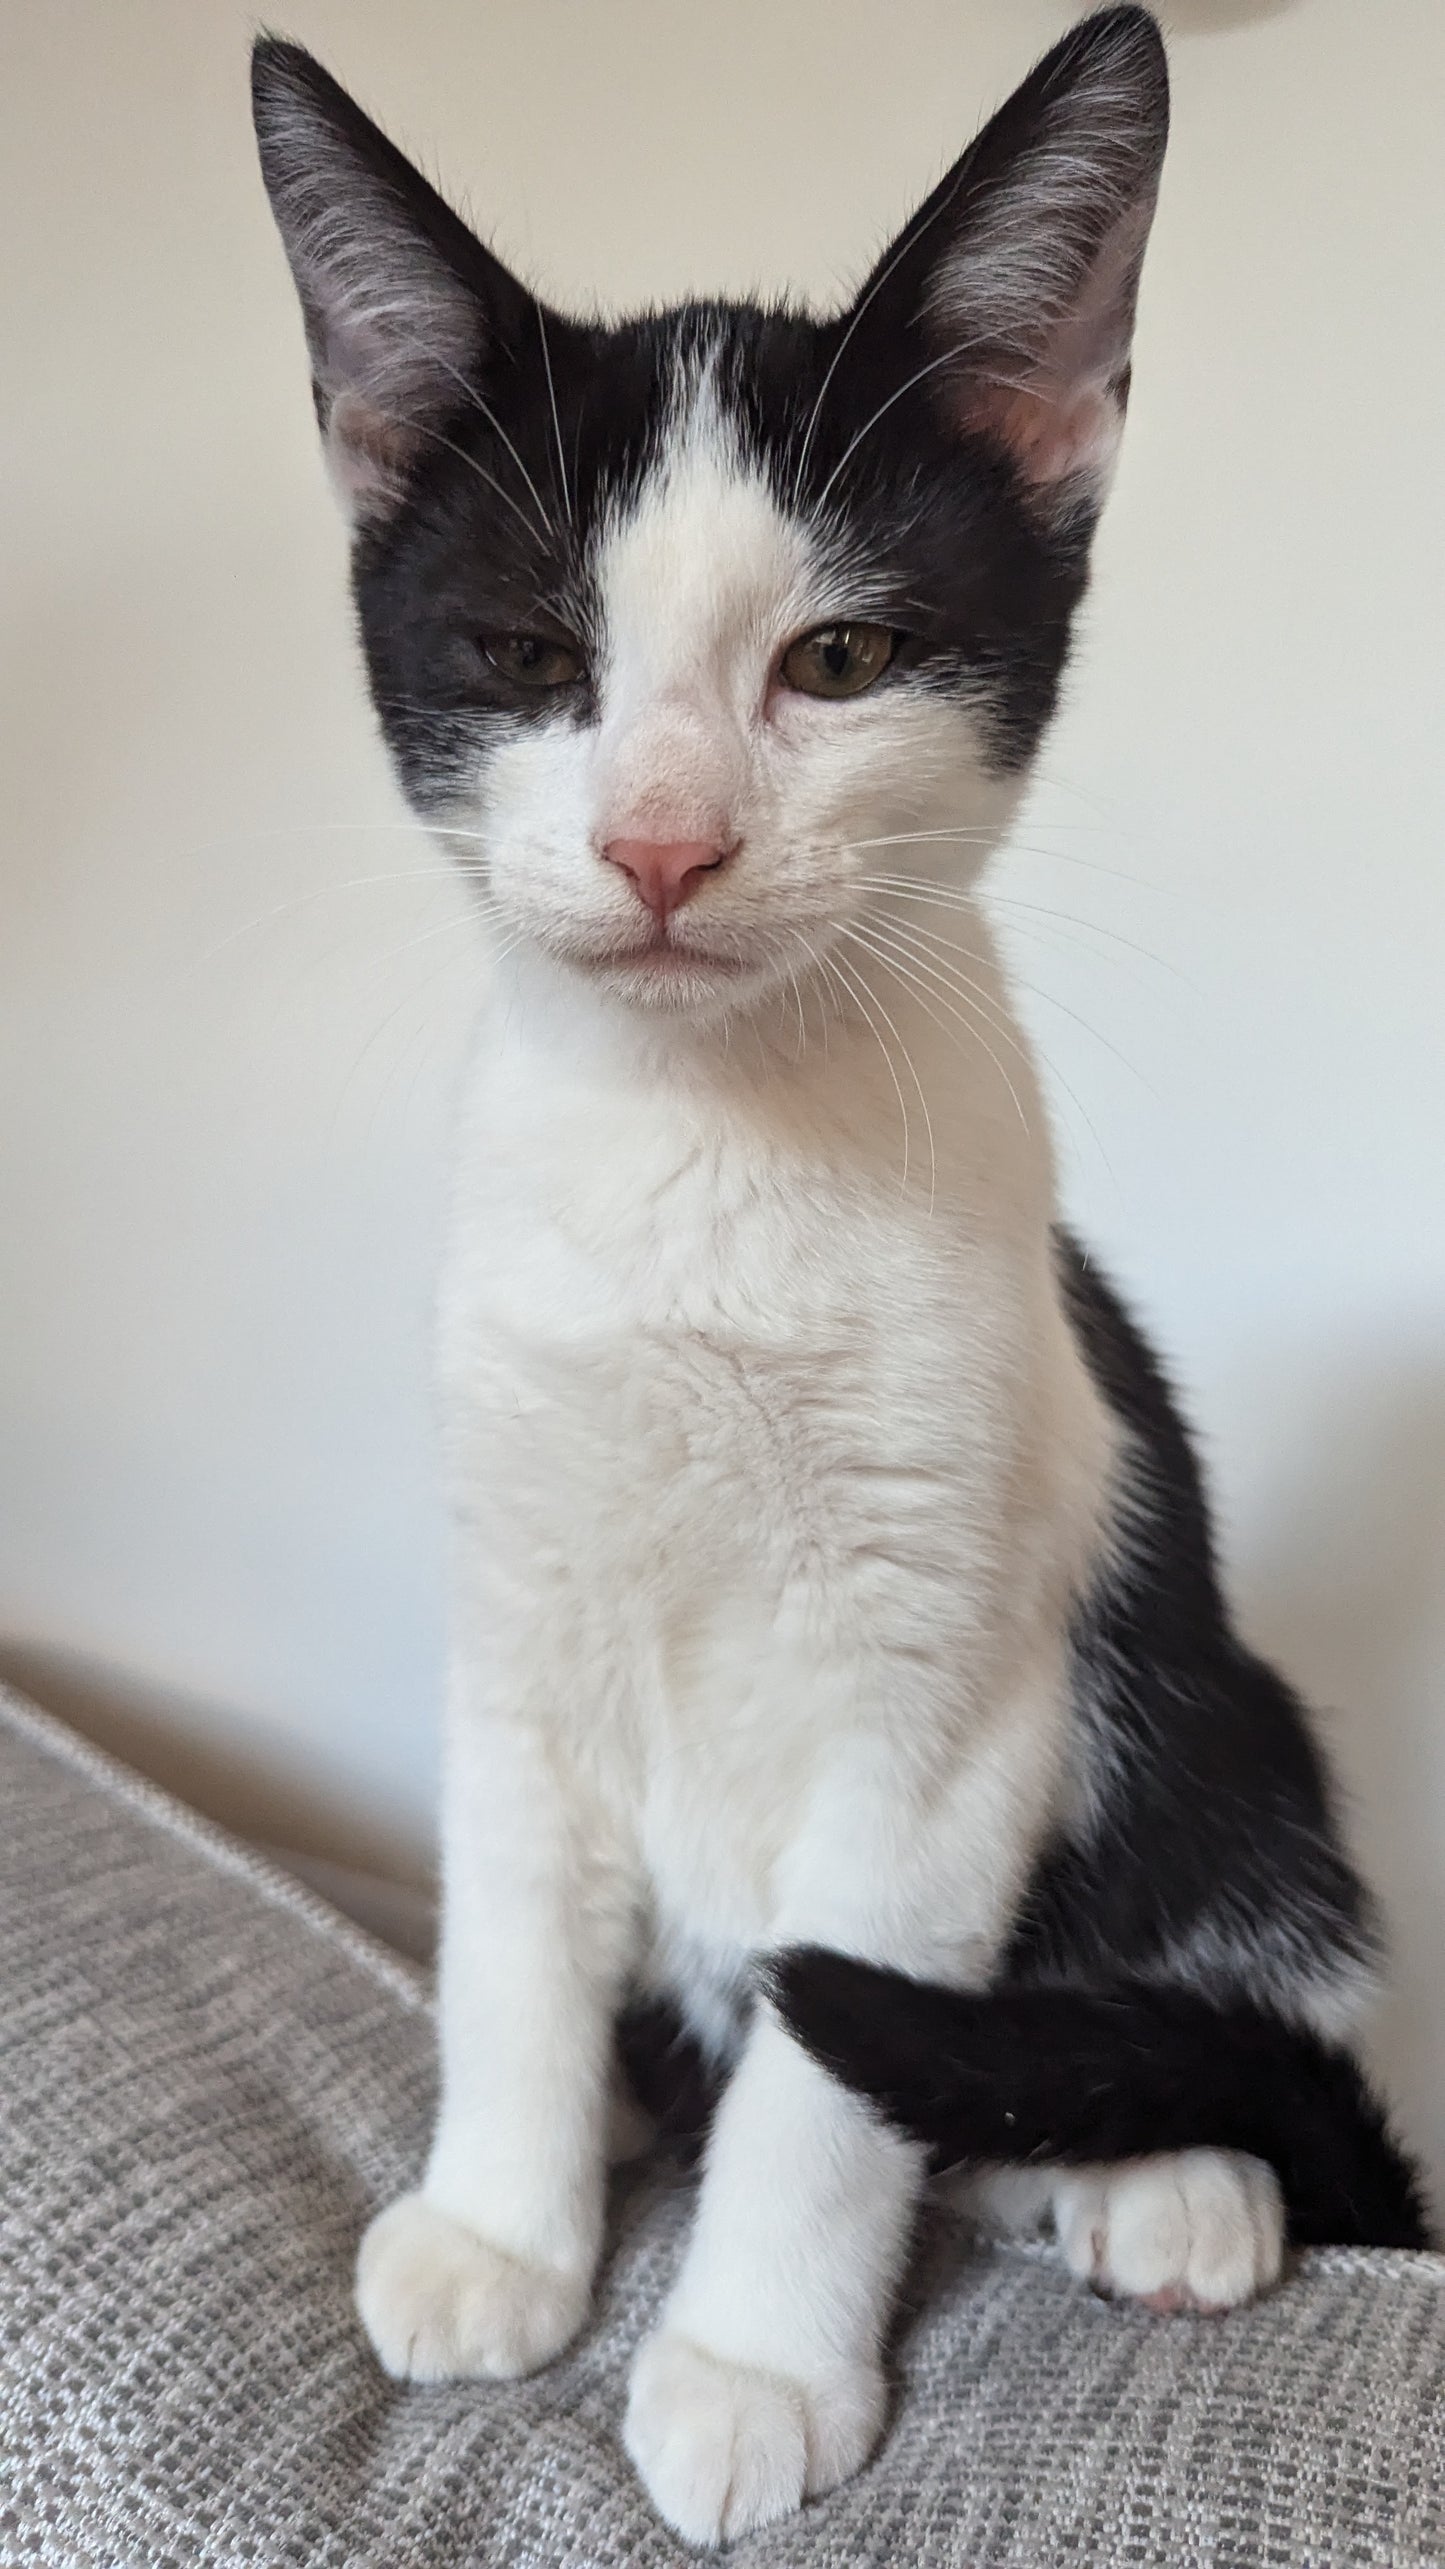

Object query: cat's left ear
[855,6,1169,520]
[251,36,539,523]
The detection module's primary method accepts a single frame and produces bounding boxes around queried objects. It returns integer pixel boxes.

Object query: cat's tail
[768,1948,1432,2251]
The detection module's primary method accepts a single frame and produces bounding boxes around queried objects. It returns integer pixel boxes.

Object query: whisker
[842,919,1031,1142]
[823,945,916,1202]
[333,929,522,1145]
[854,913,1121,1194]
[302,291,557,551]
[421,349,557,549]
[988,904,1191,996]
[840,828,1049,849]
[789,159,978,509]
[782,927,836,1062]
[355,946,477,1153]
[177,814,460,865]
[876,908,1156,1096]
[781,955,808,1062]
[851,913,1027,1055]
[196,859,488,965]
[810,331,992,519]
[852,875,1184,978]
[837,833,1162,891]
[845,948,937,1215]
[1023,763,1116,822]
[378,325,557,548]
[534,300,573,534]
[390,401,549,548]
[359,904,494,973]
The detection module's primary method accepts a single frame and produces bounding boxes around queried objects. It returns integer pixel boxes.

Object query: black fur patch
[1001,1235,1382,2018]
[616,1995,724,2169]
[349,284,1088,804]
[769,1949,1431,2252]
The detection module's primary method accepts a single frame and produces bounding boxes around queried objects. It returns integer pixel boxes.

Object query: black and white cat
[252,10,1424,2545]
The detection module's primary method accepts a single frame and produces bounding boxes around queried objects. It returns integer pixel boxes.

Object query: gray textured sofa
[3,1684,1443,2567]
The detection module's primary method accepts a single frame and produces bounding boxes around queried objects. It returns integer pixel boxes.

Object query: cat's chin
[568,944,776,1023]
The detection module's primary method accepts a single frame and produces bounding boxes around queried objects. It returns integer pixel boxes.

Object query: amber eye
[481,634,585,688]
[779,622,897,700]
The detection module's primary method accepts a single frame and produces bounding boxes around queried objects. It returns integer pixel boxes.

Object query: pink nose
[600,836,729,925]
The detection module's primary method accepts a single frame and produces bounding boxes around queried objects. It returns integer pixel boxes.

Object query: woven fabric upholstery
[2,1683,1442,2567]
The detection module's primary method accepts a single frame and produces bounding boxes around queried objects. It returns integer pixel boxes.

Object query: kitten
[252,9,1423,2545]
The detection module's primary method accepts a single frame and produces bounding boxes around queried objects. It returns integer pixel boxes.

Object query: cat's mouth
[609,941,743,977]
[515,911,774,1010]
[578,928,760,1012]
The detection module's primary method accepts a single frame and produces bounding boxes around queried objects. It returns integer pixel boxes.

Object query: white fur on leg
[625,2333,886,2549]
[1051,2148,1285,2313]
[355,1689,635,2386]
[624,2020,919,2545]
[356,2195,591,2381]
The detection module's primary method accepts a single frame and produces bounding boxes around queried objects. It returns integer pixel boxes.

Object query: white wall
[3,0,1443,2194]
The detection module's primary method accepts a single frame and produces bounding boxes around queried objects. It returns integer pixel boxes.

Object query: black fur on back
[999,1233,1382,2018]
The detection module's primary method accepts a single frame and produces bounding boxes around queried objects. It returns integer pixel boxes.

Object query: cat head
[252,11,1167,1025]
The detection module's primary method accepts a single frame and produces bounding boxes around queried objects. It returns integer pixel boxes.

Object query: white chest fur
[436,950,1115,2016]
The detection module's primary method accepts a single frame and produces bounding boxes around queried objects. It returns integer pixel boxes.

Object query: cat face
[253,11,1168,1024]
[354,315,1071,1023]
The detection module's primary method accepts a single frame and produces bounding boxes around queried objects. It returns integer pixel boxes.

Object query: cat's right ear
[844,7,1169,525]
[251,36,532,523]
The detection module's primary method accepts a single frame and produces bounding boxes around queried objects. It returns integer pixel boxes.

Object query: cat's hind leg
[1050,2149,1285,2313]
[951,2152,1284,2313]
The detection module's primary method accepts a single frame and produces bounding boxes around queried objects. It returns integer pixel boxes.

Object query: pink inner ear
[961,374,1124,494]
[941,200,1150,498]
[326,388,414,507]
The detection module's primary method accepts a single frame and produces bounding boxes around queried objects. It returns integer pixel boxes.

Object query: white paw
[1052,2148,1285,2313]
[355,2193,589,2381]
[624,2329,884,2546]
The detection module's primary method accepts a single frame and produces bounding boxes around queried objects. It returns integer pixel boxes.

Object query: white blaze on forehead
[591,364,821,845]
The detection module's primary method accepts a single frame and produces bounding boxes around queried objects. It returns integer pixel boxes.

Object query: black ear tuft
[851,7,1169,520]
[250,34,530,520]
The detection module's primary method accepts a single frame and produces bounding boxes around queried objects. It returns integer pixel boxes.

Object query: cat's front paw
[356,2193,589,2381]
[1053,2147,1285,2314]
[623,2327,884,2545]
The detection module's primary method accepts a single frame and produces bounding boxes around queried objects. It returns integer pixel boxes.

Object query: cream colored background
[2,0,1442,2195]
